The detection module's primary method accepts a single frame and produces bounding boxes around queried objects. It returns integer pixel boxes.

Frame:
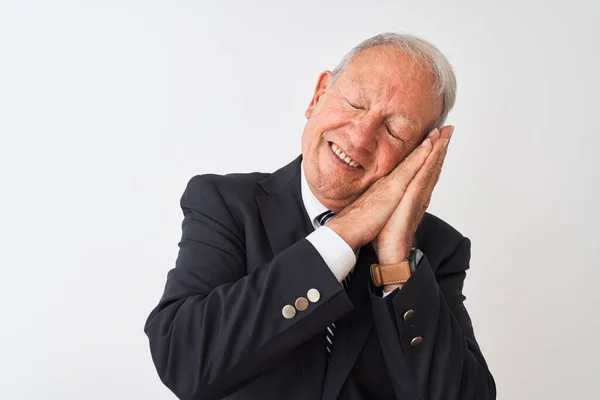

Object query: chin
[321,180,361,205]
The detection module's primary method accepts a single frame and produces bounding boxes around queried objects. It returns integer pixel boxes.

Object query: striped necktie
[317,210,354,360]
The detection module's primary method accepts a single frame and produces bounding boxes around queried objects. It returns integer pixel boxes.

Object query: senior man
[144,33,496,400]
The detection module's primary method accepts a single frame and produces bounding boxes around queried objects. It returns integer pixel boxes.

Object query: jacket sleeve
[144,175,353,400]
[369,237,496,400]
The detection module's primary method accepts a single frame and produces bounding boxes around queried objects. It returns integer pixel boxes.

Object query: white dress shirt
[301,161,394,297]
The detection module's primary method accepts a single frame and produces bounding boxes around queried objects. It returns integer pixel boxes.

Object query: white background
[1,1,599,399]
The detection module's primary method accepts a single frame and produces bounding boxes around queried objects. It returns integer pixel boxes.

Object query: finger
[400,128,450,211]
[384,127,453,236]
[387,129,436,191]
[345,131,435,222]
[418,146,447,213]
[438,125,454,141]
[425,126,453,193]
[408,129,448,191]
[412,132,452,218]
[430,140,449,187]
[399,125,449,176]
[424,124,450,144]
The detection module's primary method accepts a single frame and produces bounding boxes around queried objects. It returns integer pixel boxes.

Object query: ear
[305,70,332,119]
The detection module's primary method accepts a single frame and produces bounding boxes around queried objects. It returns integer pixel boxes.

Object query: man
[144,33,496,399]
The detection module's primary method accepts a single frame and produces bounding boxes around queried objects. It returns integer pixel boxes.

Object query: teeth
[330,143,360,168]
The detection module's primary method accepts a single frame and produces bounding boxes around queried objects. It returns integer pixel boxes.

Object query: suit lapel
[255,155,377,400]
[256,155,314,256]
[256,155,327,400]
[321,243,378,400]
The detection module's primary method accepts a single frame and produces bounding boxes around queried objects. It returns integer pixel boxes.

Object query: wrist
[326,219,362,252]
[383,283,404,293]
[377,247,418,293]
[377,251,409,264]
[380,254,408,292]
[377,241,412,264]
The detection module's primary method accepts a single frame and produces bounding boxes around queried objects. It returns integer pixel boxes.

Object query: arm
[370,237,496,400]
[309,225,394,298]
[144,175,353,400]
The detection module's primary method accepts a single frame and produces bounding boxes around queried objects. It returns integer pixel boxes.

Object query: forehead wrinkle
[344,74,420,131]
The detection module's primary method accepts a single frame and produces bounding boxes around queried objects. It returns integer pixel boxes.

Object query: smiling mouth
[328,142,362,168]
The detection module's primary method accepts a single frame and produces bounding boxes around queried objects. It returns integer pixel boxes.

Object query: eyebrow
[346,78,419,131]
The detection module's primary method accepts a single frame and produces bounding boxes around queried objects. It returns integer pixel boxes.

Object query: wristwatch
[370,247,423,287]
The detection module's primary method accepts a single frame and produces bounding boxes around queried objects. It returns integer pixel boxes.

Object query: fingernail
[427,128,439,138]
[448,126,454,138]
[421,138,431,147]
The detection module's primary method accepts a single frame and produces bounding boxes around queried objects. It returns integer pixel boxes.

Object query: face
[301,45,443,212]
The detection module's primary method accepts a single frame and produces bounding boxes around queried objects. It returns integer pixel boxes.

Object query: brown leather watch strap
[370,261,412,287]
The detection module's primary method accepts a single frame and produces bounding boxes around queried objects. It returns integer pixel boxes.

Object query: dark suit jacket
[144,155,496,400]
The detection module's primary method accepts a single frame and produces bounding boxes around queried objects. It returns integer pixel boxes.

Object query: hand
[326,126,451,253]
[374,125,453,291]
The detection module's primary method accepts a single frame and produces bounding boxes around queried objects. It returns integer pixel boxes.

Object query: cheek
[377,146,408,176]
[311,103,350,130]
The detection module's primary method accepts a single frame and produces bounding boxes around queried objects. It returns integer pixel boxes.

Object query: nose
[348,116,379,152]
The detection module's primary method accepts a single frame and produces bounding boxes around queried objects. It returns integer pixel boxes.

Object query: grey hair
[330,32,457,131]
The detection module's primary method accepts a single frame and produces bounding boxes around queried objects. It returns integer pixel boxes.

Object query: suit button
[410,336,423,346]
[295,297,309,311]
[307,288,320,303]
[282,305,296,319]
[403,309,415,321]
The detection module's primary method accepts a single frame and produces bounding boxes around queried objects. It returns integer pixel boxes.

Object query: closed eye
[385,124,397,139]
[344,97,362,109]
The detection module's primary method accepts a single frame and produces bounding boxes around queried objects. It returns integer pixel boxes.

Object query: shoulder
[178,171,272,237]
[419,212,465,243]
[417,212,471,267]
[179,171,272,229]
[182,171,269,204]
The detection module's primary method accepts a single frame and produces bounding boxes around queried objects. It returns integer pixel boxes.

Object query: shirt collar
[300,160,329,228]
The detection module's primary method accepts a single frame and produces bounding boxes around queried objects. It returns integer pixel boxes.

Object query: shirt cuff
[306,226,357,283]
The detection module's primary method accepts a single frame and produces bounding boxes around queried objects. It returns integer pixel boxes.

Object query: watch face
[410,248,424,274]
[414,248,424,264]
[409,247,417,258]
